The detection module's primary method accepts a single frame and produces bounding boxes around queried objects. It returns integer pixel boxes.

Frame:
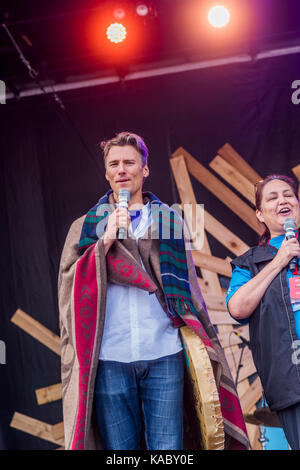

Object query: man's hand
[103,207,131,254]
[274,237,300,271]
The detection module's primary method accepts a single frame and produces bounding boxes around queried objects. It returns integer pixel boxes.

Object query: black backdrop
[0,53,300,449]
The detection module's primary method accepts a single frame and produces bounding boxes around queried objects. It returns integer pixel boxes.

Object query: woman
[227,174,300,449]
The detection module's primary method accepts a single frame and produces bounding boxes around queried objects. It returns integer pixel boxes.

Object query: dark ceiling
[1,0,300,97]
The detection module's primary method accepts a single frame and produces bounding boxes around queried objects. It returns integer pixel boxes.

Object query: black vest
[232,239,300,411]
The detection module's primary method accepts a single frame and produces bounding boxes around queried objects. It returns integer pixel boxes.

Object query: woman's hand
[228,237,300,320]
[274,237,300,271]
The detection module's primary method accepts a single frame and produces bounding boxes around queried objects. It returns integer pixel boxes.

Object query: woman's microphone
[284,217,298,271]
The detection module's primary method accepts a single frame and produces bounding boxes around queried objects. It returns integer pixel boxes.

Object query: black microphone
[118,189,130,239]
[284,217,297,272]
[234,331,251,349]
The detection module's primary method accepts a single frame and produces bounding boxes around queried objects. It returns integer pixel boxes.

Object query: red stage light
[106,22,127,43]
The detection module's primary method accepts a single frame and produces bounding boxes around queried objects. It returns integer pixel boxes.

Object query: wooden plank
[51,422,64,441]
[246,423,262,450]
[240,377,263,415]
[10,412,64,446]
[207,309,239,325]
[202,293,227,312]
[204,209,250,257]
[251,425,263,450]
[197,278,227,297]
[200,235,223,296]
[236,377,252,400]
[209,155,255,205]
[170,154,223,296]
[218,143,262,184]
[292,164,300,181]
[172,147,262,234]
[197,277,210,295]
[35,383,62,405]
[169,154,204,251]
[236,359,256,384]
[224,347,256,383]
[11,309,61,356]
[192,252,232,277]
[180,204,250,257]
[217,325,249,349]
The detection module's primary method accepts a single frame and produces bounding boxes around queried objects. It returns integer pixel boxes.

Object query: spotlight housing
[136,3,149,17]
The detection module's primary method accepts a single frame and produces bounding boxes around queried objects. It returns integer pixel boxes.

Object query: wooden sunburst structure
[9,144,300,450]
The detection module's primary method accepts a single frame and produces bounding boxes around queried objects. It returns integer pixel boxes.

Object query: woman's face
[256,179,300,237]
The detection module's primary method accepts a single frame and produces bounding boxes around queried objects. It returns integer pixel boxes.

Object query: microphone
[118,189,130,239]
[234,331,251,349]
[284,217,297,272]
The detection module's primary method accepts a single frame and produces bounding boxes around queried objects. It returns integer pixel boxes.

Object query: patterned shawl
[75,190,249,450]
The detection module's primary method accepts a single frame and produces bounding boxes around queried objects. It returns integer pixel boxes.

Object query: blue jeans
[94,351,184,450]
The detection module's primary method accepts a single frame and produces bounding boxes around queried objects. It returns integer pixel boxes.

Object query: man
[58,132,249,450]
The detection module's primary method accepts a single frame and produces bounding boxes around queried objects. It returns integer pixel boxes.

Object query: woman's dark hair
[255,174,299,245]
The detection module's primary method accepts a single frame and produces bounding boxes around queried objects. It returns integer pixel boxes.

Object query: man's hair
[100,132,149,167]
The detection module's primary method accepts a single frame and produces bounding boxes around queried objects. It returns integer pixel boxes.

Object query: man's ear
[256,208,264,224]
[143,165,149,179]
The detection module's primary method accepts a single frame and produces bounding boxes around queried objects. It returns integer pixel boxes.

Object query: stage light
[106,23,127,43]
[208,5,230,28]
[136,3,149,17]
[113,8,126,20]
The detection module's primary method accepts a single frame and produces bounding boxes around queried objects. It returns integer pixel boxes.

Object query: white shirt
[99,203,183,362]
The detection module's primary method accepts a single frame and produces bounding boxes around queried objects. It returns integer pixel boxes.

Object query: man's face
[105,145,149,202]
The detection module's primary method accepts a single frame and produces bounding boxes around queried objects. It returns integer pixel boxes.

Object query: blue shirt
[226,235,300,338]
